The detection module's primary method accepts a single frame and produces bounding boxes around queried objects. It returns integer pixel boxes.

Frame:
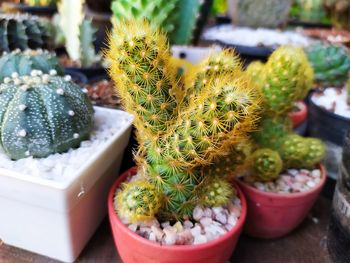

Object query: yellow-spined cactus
[107,20,261,221]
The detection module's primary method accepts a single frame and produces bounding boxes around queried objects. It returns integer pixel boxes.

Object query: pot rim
[108,167,247,251]
[310,93,350,123]
[235,164,326,199]
[289,101,307,117]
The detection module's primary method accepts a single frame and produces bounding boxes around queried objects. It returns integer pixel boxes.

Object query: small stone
[311,169,321,178]
[56,88,64,95]
[200,217,212,227]
[306,181,316,188]
[18,104,27,111]
[149,232,157,241]
[215,212,227,225]
[151,225,164,241]
[73,133,79,139]
[18,129,27,137]
[176,229,192,245]
[173,221,183,232]
[193,234,207,244]
[183,220,194,229]
[288,169,299,176]
[190,225,202,236]
[212,207,224,215]
[203,208,213,218]
[128,223,138,232]
[295,174,307,183]
[161,221,170,228]
[227,215,238,226]
[193,206,204,221]
[163,227,177,245]
[228,204,241,217]
[141,218,160,227]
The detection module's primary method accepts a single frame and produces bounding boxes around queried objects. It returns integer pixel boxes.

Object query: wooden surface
[0,196,333,263]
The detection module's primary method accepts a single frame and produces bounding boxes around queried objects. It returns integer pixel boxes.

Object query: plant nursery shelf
[0,196,332,263]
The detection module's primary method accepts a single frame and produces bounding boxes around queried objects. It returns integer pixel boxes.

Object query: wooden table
[0,196,333,263]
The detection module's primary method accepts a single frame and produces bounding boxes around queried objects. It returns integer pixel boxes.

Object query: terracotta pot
[108,167,247,263]
[236,164,326,239]
[289,101,308,128]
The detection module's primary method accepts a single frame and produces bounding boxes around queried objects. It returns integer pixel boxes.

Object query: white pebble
[199,217,212,227]
[311,169,321,178]
[190,225,202,236]
[307,181,316,188]
[193,206,204,221]
[193,234,207,245]
[215,212,227,225]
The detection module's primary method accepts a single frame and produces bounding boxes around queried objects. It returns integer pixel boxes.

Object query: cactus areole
[0,70,94,160]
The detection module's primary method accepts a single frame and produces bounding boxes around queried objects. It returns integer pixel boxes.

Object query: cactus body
[0,14,50,53]
[324,0,350,30]
[291,0,328,23]
[108,20,261,221]
[24,0,57,6]
[229,0,292,28]
[307,43,350,88]
[0,72,93,160]
[248,148,283,182]
[0,49,63,82]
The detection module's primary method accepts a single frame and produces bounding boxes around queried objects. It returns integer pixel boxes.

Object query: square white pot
[0,107,133,262]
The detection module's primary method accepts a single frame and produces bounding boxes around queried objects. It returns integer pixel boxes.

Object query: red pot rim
[289,101,308,119]
[235,164,326,199]
[108,167,247,251]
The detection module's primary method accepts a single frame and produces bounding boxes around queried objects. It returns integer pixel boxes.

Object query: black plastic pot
[86,0,112,13]
[192,0,214,45]
[15,4,57,17]
[64,69,88,86]
[65,66,106,81]
[327,131,350,263]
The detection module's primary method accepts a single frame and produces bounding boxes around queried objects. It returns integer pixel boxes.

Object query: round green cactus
[307,43,350,88]
[248,148,283,182]
[0,70,94,160]
[302,138,326,169]
[0,14,50,53]
[0,49,63,82]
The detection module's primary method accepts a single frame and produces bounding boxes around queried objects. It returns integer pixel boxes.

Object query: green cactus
[229,0,292,28]
[0,71,94,160]
[248,148,283,182]
[307,43,350,88]
[58,0,99,67]
[107,19,261,221]
[246,61,264,86]
[290,0,329,23]
[252,115,292,151]
[0,14,50,53]
[302,138,326,169]
[111,0,213,45]
[24,0,57,6]
[198,176,235,207]
[0,49,63,82]
[324,0,350,30]
[255,46,314,115]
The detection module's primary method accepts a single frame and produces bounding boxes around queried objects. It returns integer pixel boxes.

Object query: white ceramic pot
[0,107,133,262]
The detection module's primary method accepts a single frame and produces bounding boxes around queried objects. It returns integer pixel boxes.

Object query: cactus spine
[107,20,261,221]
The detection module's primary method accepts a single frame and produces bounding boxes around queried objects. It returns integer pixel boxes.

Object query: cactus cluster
[24,0,57,6]
[290,0,329,23]
[307,42,350,88]
[0,49,63,82]
[0,70,94,160]
[0,13,50,53]
[107,20,261,222]
[57,0,99,67]
[111,0,213,45]
[324,0,350,30]
[243,45,326,181]
[229,0,292,28]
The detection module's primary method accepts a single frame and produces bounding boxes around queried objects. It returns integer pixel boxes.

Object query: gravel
[203,25,311,48]
[311,87,350,119]
[0,108,132,183]
[246,169,322,194]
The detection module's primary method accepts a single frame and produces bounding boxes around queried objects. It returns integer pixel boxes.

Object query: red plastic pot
[108,167,247,263]
[289,101,308,128]
[236,164,326,239]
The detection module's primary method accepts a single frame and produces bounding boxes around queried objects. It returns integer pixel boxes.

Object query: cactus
[244,46,325,182]
[0,14,50,53]
[24,0,57,6]
[229,0,292,28]
[58,0,99,67]
[0,70,94,160]
[324,0,350,30]
[248,148,283,182]
[307,43,350,88]
[290,0,329,23]
[111,0,213,45]
[0,49,63,82]
[107,19,261,221]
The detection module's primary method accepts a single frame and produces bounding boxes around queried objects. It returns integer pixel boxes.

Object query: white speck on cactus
[18,104,27,111]
[25,151,30,156]
[49,69,57,76]
[18,130,27,137]
[73,133,79,139]
[4,77,11,84]
[68,110,75,116]
[30,70,38,77]
[64,75,72,82]
[82,88,88,93]
[14,79,21,85]
[56,88,65,95]
[11,72,19,78]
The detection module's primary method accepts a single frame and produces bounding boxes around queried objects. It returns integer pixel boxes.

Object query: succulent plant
[307,43,350,88]
[0,14,50,53]
[107,19,261,221]
[248,148,283,182]
[24,0,57,6]
[244,45,325,182]
[111,0,213,45]
[290,0,329,23]
[324,0,350,30]
[0,70,94,160]
[229,0,292,28]
[0,49,63,82]
[58,0,99,67]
